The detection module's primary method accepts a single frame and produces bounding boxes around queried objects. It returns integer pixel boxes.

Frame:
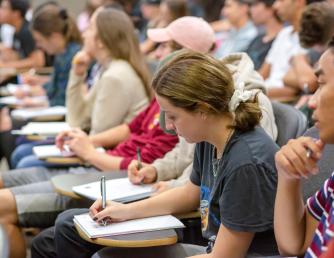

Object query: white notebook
[0,95,47,106]
[72,177,154,203]
[74,213,184,238]
[11,106,67,120]
[33,145,75,158]
[12,122,70,136]
[33,145,105,159]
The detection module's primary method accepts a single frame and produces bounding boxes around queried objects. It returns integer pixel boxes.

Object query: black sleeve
[190,143,201,186]
[220,163,276,232]
[15,25,36,57]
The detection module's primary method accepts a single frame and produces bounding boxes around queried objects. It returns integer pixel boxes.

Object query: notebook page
[11,106,67,120]
[72,177,153,201]
[74,213,184,238]
[13,122,70,136]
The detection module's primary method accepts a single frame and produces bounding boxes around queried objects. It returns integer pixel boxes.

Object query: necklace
[212,129,234,177]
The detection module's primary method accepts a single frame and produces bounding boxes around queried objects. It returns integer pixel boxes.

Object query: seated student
[0,0,44,70]
[0,99,178,258]
[11,7,151,169]
[140,0,188,55]
[147,16,216,62]
[15,2,82,107]
[287,1,334,125]
[31,51,279,258]
[274,38,334,257]
[213,0,258,59]
[245,0,282,70]
[129,52,278,193]
[0,3,82,167]
[283,2,334,96]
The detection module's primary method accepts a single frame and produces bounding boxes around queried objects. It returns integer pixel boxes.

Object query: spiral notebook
[74,213,184,238]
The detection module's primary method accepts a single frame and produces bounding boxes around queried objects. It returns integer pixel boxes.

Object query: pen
[99,176,108,226]
[100,176,106,209]
[136,147,142,170]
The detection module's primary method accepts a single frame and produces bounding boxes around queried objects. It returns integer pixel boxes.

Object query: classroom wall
[30,0,86,18]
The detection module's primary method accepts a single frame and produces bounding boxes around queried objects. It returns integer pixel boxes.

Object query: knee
[11,144,33,168]
[16,155,41,169]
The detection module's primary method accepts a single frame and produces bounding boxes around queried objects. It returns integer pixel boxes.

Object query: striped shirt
[306,172,334,257]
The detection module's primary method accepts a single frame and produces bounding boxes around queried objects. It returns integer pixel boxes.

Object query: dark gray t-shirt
[190,127,278,253]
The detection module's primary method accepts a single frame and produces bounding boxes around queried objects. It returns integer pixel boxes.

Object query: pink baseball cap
[147,16,215,54]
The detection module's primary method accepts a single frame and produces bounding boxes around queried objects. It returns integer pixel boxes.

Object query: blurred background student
[12,6,151,169]
[0,3,81,167]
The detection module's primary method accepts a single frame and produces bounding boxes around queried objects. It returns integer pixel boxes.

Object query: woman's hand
[55,128,95,160]
[127,160,157,185]
[72,51,91,76]
[275,136,324,180]
[89,198,131,224]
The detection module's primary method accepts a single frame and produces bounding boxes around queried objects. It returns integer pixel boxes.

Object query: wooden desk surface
[51,172,127,199]
[56,172,198,248]
[75,224,178,248]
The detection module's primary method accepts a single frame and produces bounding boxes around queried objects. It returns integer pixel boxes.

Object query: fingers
[89,198,102,218]
[128,161,145,184]
[276,137,323,179]
[55,130,71,150]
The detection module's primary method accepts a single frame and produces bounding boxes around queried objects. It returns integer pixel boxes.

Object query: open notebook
[11,106,67,120]
[33,145,105,159]
[74,213,184,238]
[0,96,47,106]
[72,177,154,203]
[12,122,70,137]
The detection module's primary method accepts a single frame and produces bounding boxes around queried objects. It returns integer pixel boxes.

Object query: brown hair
[95,8,151,98]
[163,0,188,24]
[299,2,334,48]
[152,51,261,132]
[31,4,82,45]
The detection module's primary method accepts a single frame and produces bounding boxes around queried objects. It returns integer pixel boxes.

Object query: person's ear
[197,102,212,120]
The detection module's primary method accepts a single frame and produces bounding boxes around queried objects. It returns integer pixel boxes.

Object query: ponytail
[31,4,82,45]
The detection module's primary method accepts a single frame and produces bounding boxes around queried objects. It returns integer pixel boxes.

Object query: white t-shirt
[265,26,307,88]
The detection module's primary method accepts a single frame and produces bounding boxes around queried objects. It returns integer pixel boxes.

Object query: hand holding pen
[127,160,158,185]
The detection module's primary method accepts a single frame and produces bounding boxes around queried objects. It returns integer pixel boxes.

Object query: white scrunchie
[228,82,254,112]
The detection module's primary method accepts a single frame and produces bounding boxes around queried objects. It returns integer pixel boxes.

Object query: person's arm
[274,137,324,255]
[267,87,299,99]
[90,180,200,222]
[258,62,271,79]
[0,49,45,69]
[89,124,131,148]
[283,55,318,93]
[128,138,194,185]
[66,51,92,128]
[190,225,254,258]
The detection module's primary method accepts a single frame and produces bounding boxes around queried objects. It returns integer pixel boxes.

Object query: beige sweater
[66,60,149,135]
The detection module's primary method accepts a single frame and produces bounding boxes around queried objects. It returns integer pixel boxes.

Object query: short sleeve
[220,163,276,232]
[307,175,334,221]
[190,144,202,186]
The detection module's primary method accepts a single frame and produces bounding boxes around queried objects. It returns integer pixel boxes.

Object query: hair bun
[59,9,68,20]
